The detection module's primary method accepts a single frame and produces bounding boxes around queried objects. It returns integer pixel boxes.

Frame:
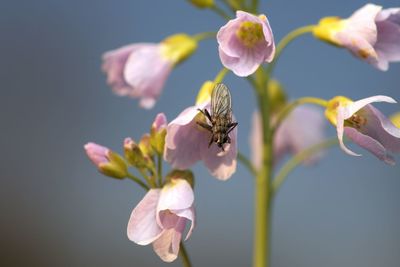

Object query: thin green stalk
[265,25,316,77]
[254,73,273,267]
[210,5,231,20]
[127,173,149,191]
[192,31,216,42]
[214,67,229,83]
[157,154,163,187]
[138,168,156,188]
[272,97,328,133]
[179,242,192,267]
[237,151,257,176]
[272,138,338,196]
[250,0,259,13]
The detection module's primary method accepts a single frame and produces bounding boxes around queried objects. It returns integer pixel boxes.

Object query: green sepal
[165,169,195,189]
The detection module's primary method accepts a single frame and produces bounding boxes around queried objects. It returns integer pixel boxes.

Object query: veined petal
[127,189,163,245]
[344,127,395,165]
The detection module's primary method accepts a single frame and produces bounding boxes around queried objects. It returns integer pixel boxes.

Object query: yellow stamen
[236,21,264,48]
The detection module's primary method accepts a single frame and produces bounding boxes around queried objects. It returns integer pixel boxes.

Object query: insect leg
[227,122,238,134]
[197,108,212,122]
[196,121,212,131]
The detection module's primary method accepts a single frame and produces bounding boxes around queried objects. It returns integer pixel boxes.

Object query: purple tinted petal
[152,113,168,132]
[127,189,163,245]
[361,105,400,152]
[375,19,400,70]
[217,19,242,57]
[173,206,195,240]
[344,127,395,165]
[376,8,400,23]
[201,124,237,180]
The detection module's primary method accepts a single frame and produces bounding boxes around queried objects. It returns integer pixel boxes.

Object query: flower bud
[165,169,195,189]
[188,0,214,8]
[312,17,345,46]
[161,34,198,66]
[150,113,168,155]
[267,79,287,113]
[124,138,150,169]
[84,142,128,179]
[195,80,214,105]
[138,134,154,158]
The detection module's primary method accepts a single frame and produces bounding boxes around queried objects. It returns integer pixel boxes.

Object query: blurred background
[1,0,399,266]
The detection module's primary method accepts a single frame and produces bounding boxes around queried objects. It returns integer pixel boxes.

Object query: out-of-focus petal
[127,189,163,245]
[152,228,181,262]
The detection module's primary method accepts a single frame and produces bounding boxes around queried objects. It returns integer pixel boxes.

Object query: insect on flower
[197,83,238,151]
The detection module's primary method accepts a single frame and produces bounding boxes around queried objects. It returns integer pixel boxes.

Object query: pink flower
[102,34,197,109]
[326,95,400,165]
[152,113,168,132]
[102,43,173,109]
[313,4,400,70]
[217,10,275,77]
[250,106,326,169]
[127,179,195,262]
[164,101,237,180]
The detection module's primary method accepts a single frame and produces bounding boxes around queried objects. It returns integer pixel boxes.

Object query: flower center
[345,113,367,129]
[236,21,264,48]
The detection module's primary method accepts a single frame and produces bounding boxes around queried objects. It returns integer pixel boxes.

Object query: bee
[197,83,238,151]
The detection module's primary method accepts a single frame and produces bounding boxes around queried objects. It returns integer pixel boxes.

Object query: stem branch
[179,242,192,267]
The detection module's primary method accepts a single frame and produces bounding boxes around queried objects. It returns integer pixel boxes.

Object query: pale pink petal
[152,113,168,132]
[336,107,361,156]
[347,4,381,44]
[102,44,145,96]
[84,142,109,166]
[217,19,242,57]
[344,127,395,165]
[173,206,195,240]
[152,227,182,262]
[123,44,173,109]
[127,189,163,245]
[157,179,194,212]
[201,124,237,180]
[164,103,208,168]
[344,95,396,119]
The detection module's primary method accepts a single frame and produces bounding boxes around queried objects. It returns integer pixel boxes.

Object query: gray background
[1,0,399,266]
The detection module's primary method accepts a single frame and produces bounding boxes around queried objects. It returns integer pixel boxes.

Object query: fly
[197,83,238,151]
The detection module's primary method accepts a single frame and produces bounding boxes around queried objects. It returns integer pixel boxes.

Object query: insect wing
[211,83,232,118]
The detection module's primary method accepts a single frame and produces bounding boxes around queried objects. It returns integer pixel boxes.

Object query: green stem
[265,25,316,77]
[157,154,163,187]
[214,67,229,83]
[237,151,257,176]
[272,138,338,196]
[126,173,149,191]
[250,0,259,13]
[272,97,328,133]
[179,242,192,267]
[210,5,231,20]
[138,169,156,188]
[254,71,273,267]
[192,31,216,42]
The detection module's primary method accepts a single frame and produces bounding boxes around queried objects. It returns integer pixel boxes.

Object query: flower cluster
[86,1,400,265]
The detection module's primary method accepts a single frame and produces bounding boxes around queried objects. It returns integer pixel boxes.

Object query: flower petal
[336,106,362,156]
[173,206,195,240]
[152,227,182,262]
[344,127,395,165]
[201,124,237,180]
[157,179,194,212]
[127,189,163,245]
[344,95,397,119]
